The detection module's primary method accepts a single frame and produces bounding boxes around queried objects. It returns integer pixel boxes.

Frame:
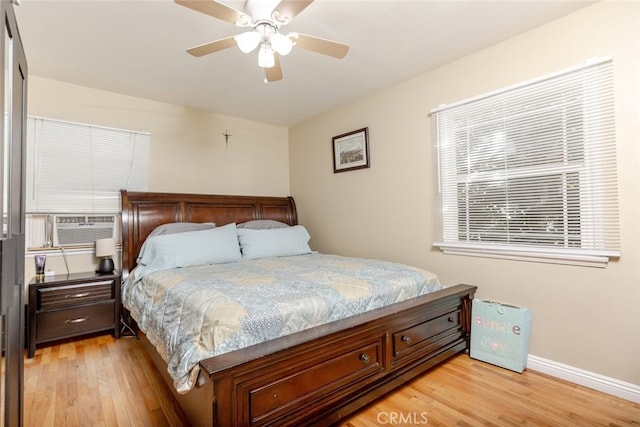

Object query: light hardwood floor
[24,333,639,426]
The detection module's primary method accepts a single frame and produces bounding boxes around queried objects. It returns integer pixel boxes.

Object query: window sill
[434,243,616,268]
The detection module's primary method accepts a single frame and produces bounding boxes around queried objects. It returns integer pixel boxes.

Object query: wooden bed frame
[120,190,476,426]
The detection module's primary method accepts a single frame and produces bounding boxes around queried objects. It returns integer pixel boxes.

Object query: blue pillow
[237,225,312,260]
[237,220,289,229]
[147,222,215,238]
[136,223,241,278]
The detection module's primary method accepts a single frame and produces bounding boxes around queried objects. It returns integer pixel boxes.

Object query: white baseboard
[527,354,640,403]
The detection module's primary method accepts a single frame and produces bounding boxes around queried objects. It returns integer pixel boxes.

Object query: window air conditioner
[53,215,116,247]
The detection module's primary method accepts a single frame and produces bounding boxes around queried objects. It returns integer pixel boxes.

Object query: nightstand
[27,271,121,358]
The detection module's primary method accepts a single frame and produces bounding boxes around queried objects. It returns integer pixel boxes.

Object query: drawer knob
[359,353,371,364]
[448,316,455,323]
[401,335,412,344]
[66,292,90,299]
[65,317,90,324]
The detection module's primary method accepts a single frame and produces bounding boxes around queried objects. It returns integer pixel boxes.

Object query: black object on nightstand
[27,271,121,358]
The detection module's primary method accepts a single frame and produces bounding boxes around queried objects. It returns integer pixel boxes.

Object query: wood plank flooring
[24,333,189,427]
[342,356,640,427]
[24,333,639,426]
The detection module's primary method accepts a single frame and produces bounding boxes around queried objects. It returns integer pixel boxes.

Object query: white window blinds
[26,117,149,214]
[431,57,619,266]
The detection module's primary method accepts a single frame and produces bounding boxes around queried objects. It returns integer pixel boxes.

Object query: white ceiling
[14,0,593,127]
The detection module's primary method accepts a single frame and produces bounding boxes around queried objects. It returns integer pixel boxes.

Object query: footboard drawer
[392,309,462,362]
[242,333,385,426]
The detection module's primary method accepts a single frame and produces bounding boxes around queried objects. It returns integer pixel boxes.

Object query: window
[25,116,150,249]
[431,57,618,267]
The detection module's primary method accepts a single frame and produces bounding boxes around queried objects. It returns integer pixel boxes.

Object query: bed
[120,190,476,426]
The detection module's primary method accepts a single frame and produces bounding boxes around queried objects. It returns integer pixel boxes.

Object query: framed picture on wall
[332,127,370,173]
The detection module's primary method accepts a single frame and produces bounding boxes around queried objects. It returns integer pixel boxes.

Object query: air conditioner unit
[53,215,116,247]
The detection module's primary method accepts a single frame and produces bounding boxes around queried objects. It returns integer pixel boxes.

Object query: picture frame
[332,127,370,173]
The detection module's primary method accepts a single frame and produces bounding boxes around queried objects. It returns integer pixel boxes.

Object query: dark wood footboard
[200,283,475,426]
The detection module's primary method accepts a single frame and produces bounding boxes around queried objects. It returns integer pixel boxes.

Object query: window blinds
[431,57,619,265]
[26,117,149,214]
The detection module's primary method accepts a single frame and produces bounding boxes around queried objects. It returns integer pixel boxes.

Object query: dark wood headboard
[120,190,298,277]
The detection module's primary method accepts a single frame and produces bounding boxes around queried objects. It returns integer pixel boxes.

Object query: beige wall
[25,76,289,280]
[290,1,640,386]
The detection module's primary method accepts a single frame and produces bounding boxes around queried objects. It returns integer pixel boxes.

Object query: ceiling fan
[175,0,350,83]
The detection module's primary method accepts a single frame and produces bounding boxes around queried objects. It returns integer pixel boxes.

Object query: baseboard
[527,354,640,403]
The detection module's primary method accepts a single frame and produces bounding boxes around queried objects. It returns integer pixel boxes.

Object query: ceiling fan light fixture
[258,43,275,68]
[176,0,349,81]
[234,31,261,53]
[270,32,293,56]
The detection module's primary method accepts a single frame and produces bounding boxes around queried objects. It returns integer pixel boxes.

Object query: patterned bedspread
[122,253,443,393]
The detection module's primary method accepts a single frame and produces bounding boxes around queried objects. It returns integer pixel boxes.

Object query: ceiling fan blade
[274,0,314,22]
[293,33,349,59]
[265,55,283,82]
[187,37,236,57]
[175,0,248,25]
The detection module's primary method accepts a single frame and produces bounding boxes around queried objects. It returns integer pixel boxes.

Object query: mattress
[122,253,443,393]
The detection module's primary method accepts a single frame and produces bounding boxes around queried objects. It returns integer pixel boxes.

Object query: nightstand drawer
[35,302,115,343]
[37,280,114,310]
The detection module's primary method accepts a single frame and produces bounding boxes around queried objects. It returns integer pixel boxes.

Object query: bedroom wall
[290,0,640,387]
[24,76,289,282]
